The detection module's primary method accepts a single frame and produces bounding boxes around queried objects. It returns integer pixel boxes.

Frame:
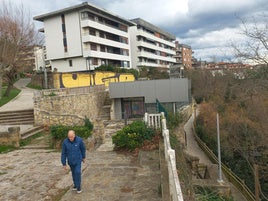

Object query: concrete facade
[34,2,135,72]
[129,18,176,69]
[34,3,177,72]
[109,79,191,119]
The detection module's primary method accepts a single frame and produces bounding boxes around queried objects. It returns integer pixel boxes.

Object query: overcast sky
[10,0,268,62]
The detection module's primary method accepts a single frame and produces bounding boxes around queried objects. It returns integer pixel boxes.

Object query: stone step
[20,133,51,149]
[21,126,44,140]
[0,109,34,125]
[0,118,34,124]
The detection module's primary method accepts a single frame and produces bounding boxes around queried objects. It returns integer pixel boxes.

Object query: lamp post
[217,113,223,183]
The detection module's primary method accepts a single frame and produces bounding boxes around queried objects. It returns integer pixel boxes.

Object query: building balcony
[137,41,175,55]
[83,50,131,61]
[137,61,169,68]
[81,20,129,38]
[137,51,176,63]
[82,35,130,49]
[137,29,175,47]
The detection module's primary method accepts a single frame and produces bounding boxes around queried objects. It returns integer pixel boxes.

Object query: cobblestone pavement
[0,122,162,201]
[0,149,67,201]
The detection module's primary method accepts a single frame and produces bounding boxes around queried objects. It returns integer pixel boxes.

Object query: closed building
[109,79,191,119]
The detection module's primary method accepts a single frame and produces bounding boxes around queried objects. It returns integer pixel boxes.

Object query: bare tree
[232,14,268,65]
[0,1,39,97]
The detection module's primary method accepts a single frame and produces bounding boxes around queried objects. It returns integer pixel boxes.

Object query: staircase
[100,92,111,120]
[0,109,34,125]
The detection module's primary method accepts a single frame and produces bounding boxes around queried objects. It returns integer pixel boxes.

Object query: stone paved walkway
[60,122,162,201]
[0,122,162,201]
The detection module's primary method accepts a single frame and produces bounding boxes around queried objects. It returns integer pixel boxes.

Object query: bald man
[61,130,86,193]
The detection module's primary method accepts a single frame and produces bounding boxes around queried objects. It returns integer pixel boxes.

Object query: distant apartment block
[34,46,45,71]
[34,3,177,73]
[34,2,135,72]
[34,46,52,71]
[174,41,192,69]
[129,18,176,70]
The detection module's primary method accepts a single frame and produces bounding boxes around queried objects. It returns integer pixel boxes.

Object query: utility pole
[217,113,223,183]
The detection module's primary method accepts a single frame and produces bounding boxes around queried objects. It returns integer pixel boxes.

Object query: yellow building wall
[53,71,135,88]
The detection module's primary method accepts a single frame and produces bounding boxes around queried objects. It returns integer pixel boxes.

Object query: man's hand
[63,165,68,170]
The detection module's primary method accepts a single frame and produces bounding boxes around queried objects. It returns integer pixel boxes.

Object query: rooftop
[34,2,135,26]
[131,18,176,40]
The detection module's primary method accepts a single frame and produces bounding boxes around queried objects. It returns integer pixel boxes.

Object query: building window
[69,60,73,67]
[92,58,98,65]
[119,24,127,32]
[99,31,105,38]
[89,29,96,36]
[63,38,68,52]
[120,36,128,44]
[122,49,129,56]
[100,45,106,52]
[61,14,68,52]
[91,43,97,51]
[61,14,65,24]
[81,12,94,20]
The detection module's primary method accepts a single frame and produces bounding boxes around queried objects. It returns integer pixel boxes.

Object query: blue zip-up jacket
[61,136,86,166]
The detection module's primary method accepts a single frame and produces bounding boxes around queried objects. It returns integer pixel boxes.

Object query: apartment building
[174,41,192,69]
[34,2,135,72]
[129,18,176,70]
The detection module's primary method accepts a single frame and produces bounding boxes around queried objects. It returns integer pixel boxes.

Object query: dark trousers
[69,163,82,190]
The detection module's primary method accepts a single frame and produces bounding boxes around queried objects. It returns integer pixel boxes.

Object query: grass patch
[0,145,16,153]
[0,87,21,107]
[20,132,44,147]
[26,83,42,90]
[194,186,234,201]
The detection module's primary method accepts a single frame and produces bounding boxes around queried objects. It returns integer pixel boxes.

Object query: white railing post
[144,112,148,125]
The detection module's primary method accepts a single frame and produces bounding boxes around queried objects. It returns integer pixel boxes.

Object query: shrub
[50,125,92,140]
[167,111,183,130]
[84,116,94,131]
[50,117,93,140]
[112,120,155,151]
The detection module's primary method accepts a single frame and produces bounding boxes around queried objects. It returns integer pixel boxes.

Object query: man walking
[61,130,86,193]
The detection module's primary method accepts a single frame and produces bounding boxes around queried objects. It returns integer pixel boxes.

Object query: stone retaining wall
[33,87,107,127]
[0,127,20,147]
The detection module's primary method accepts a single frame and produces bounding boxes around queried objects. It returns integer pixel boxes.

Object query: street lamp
[217,113,224,183]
